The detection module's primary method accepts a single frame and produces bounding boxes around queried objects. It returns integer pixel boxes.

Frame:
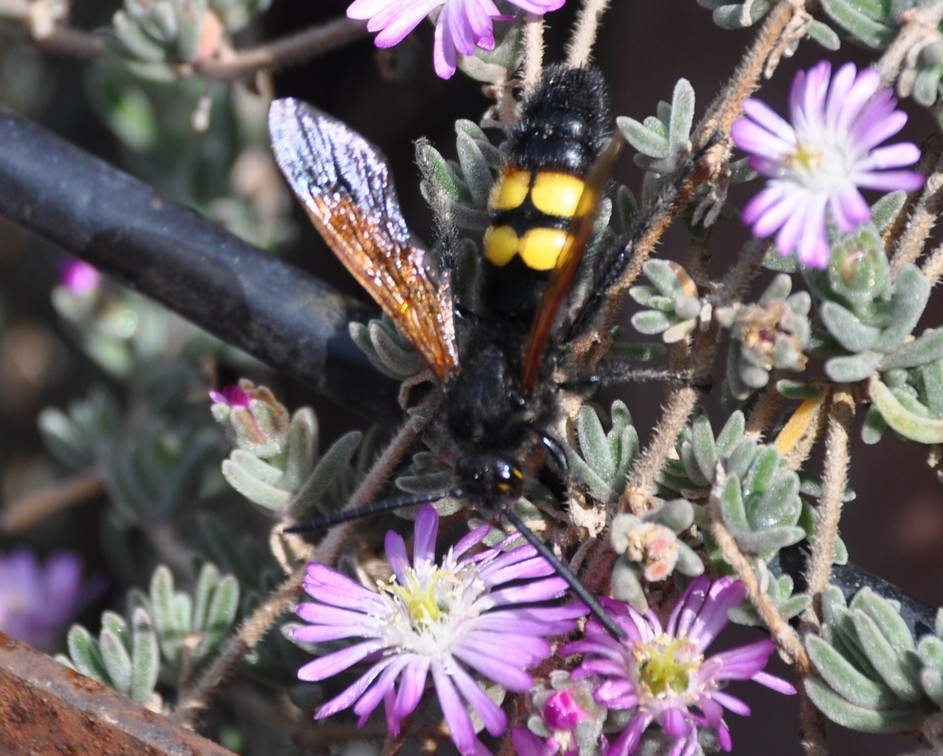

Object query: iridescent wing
[269,98,459,381]
[521,133,624,392]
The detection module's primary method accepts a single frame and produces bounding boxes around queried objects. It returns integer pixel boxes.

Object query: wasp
[269,64,626,637]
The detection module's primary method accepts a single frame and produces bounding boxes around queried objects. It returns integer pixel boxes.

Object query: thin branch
[192,18,368,81]
[1,1,106,58]
[803,390,855,617]
[698,0,808,139]
[744,385,786,440]
[921,236,943,286]
[2,10,366,79]
[565,0,610,68]
[1,472,104,532]
[521,14,545,93]
[891,144,943,275]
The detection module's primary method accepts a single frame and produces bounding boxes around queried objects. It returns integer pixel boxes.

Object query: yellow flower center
[787,144,822,174]
[635,634,702,699]
[386,567,460,630]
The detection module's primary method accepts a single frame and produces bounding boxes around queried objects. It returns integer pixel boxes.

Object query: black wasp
[269,64,626,638]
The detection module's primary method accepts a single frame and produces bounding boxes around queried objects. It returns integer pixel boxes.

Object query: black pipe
[0,103,398,421]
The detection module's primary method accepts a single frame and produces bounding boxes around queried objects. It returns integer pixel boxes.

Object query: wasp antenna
[501,506,627,641]
[285,489,464,534]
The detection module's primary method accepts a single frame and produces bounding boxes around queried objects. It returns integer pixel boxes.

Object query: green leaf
[226,450,282,486]
[289,430,363,518]
[192,563,220,631]
[756,470,801,528]
[808,19,841,49]
[777,380,826,400]
[198,575,239,659]
[679,439,710,487]
[222,457,292,511]
[850,612,921,702]
[820,302,880,352]
[129,608,159,704]
[668,79,695,154]
[149,566,186,661]
[878,265,931,348]
[710,1,771,27]
[99,626,133,693]
[856,588,918,655]
[869,377,943,443]
[719,473,749,531]
[730,525,804,553]
[631,310,673,335]
[616,116,669,158]
[67,625,108,682]
[870,191,907,231]
[369,320,424,375]
[616,184,638,231]
[417,142,471,203]
[913,66,942,107]
[826,351,884,383]
[745,446,780,500]
[884,329,943,369]
[281,407,319,493]
[807,635,897,709]
[690,413,717,481]
[456,131,493,207]
[643,259,684,296]
[819,0,896,49]
[804,677,925,732]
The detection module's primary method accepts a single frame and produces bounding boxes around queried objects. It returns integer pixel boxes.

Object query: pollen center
[634,635,702,699]
[786,139,852,192]
[388,568,456,629]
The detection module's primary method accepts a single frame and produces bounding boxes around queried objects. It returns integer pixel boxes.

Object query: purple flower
[292,504,586,755]
[560,576,796,755]
[0,550,93,650]
[731,61,924,269]
[346,0,566,79]
[209,380,290,458]
[511,672,607,755]
[59,258,102,296]
[208,384,251,408]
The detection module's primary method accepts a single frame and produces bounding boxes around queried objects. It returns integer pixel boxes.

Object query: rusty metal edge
[0,632,235,755]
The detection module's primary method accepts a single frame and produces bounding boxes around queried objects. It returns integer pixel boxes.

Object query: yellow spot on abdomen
[531,172,585,217]
[483,225,520,266]
[520,228,570,271]
[489,168,531,211]
[484,226,572,271]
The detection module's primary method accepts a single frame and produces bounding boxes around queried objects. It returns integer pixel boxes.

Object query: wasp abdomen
[481,66,610,322]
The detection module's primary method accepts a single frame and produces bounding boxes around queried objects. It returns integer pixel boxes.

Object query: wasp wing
[269,98,459,382]
[521,133,624,392]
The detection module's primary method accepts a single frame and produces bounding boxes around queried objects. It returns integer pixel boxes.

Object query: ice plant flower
[292,504,586,755]
[346,0,566,79]
[511,672,607,755]
[0,550,93,650]
[209,380,290,458]
[59,257,102,296]
[560,575,796,755]
[731,61,924,269]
